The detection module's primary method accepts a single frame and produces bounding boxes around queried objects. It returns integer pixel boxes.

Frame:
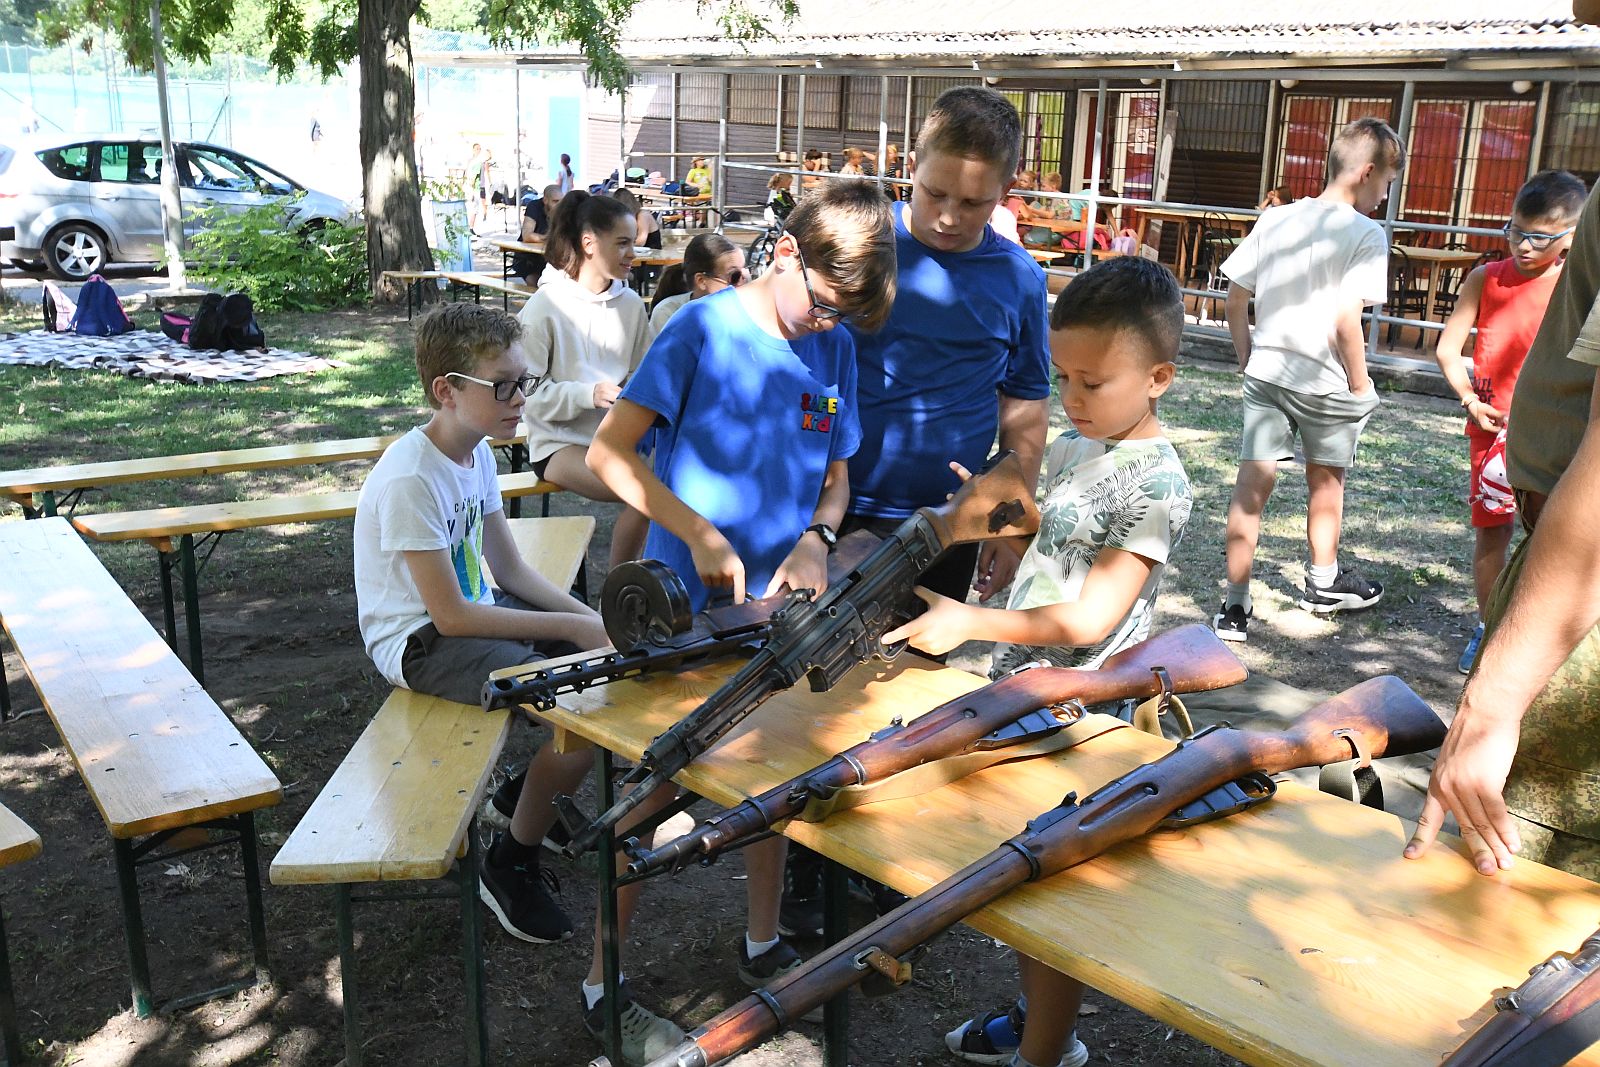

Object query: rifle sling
[797,715,1129,823]
[1317,759,1385,810]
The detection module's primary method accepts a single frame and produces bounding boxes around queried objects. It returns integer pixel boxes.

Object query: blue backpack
[70,275,134,337]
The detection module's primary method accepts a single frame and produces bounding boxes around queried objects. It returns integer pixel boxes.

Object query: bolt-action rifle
[621,623,1246,882]
[492,451,1041,857]
[1441,929,1600,1066]
[605,676,1445,1067]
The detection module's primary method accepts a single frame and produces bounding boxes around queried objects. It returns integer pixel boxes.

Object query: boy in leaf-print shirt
[884,258,1191,1067]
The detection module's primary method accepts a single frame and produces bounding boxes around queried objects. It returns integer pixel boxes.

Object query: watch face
[810,524,837,547]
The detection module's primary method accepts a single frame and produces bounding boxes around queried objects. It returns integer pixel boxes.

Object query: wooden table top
[1139,205,1259,226]
[0,802,41,869]
[518,655,1600,1067]
[0,432,526,500]
[1394,245,1481,267]
[0,519,282,837]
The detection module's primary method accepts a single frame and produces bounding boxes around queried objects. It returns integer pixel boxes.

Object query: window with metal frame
[677,73,723,124]
[1168,80,1269,156]
[729,75,779,127]
[1542,84,1600,178]
[1274,94,1394,199]
[1399,97,1536,250]
[1072,89,1160,213]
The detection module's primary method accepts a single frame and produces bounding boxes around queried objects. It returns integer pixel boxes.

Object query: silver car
[0,134,352,281]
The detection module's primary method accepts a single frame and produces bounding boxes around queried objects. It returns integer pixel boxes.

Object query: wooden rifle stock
[610,676,1445,1067]
[623,624,1246,879]
[556,452,1041,857]
[1442,930,1600,1066]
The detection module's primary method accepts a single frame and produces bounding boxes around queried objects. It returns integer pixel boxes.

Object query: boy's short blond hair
[1328,117,1406,180]
[914,86,1022,182]
[784,180,898,332]
[413,303,522,408]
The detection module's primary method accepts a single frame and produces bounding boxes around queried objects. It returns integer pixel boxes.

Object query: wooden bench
[68,470,562,688]
[0,430,529,519]
[270,515,594,1067]
[0,801,40,1065]
[0,518,282,1017]
[379,270,536,318]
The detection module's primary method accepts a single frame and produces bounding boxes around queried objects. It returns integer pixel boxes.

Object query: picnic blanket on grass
[0,329,343,383]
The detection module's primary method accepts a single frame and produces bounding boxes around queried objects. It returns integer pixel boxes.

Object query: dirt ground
[0,309,1482,1067]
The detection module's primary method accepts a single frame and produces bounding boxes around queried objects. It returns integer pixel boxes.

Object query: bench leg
[0,902,22,1066]
[179,534,205,685]
[822,856,850,1067]
[507,444,526,519]
[459,822,489,1067]
[0,649,10,722]
[113,837,156,1018]
[239,812,271,986]
[39,491,57,518]
[158,548,178,652]
[333,885,364,1067]
[595,746,623,1067]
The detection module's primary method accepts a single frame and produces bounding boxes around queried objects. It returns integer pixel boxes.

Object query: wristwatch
[804,523,838,548]
[1460,394,1478,409]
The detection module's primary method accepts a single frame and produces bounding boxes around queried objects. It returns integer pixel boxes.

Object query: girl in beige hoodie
[517,190,652,567]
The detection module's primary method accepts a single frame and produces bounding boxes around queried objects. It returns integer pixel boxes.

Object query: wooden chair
[0,518,280,1017]
[1387,245,1430,348]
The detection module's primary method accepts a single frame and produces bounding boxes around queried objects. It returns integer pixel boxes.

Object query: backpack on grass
[41,281,76,333]
[184,292,265,351]
[69,275,134,337]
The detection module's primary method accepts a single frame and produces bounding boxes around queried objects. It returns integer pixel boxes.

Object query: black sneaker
[478,834,572,944]
[582,981,687,1065]
[481,768,572,855]
[1212,602,1252,642]
[737,937,803,985]
[1298,569,1383,614]
[848,873,908,916]
[779,847,824,938]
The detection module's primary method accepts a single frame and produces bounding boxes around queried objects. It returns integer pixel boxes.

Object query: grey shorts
[1240,376,1381,468]
[400,591,582,706]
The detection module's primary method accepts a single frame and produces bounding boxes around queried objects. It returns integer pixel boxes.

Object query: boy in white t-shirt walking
[354,303,607,945]
[1213,117,1405,643]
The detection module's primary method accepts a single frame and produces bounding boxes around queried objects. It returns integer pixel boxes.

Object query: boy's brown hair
[784,179,898,332]
[1051,256,1184,366]
[413,303,523,408]
[1328,117,1406,181]
[914,86,1022,181]
[1515,170,1588,223]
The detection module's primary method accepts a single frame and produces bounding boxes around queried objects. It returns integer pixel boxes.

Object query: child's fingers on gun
[974,540,1022,602]
[765,539,829,600]
[691,533,746,604]
[943,460,974,501]
[881,587,966,655]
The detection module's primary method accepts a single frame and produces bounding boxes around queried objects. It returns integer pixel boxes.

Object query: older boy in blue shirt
[784,84,1053,935]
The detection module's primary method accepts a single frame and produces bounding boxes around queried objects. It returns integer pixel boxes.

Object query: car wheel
[44,223,109,281]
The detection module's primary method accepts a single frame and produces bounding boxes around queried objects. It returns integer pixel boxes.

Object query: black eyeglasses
[1503,222,1575,251]
[793,244,846,322]
[445,371,540,402]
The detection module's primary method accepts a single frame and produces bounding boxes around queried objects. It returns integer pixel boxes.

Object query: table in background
[1394,244,1481,334]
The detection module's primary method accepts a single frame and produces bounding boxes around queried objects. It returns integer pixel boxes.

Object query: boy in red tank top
[1433,170,1588,673]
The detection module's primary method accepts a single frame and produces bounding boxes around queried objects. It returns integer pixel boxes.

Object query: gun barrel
[640,676,1444,1067]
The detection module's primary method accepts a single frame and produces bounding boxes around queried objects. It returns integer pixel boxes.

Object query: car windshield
[186,145,301,197]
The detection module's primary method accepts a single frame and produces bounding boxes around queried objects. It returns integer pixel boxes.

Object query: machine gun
[603,676,1445,1067]
[505,451,1041,857]
[1441,928,1600,1066]
[621,623,1246,881]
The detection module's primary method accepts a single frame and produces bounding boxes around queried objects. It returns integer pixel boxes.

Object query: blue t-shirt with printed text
[847,199,1051,519]
[621,287,862,611]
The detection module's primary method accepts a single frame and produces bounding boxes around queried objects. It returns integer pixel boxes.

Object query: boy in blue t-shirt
[784,83,1052,943]
[885,257,1193,1067]
[582,180,897,1065]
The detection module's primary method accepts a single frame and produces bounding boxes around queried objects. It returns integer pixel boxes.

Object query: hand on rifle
[1403,694,1523,876]
[690,527,746,605]
[944,461,1027,601]
[765,531,830,599]
[881,587,977,657]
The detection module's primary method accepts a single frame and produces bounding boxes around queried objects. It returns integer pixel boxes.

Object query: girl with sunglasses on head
[647,232,748,335]
[517,188,652,568]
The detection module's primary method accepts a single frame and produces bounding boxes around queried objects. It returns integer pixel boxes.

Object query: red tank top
[1468,258,1563,439]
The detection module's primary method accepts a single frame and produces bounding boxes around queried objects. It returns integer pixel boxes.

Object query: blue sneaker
[944,999,1090,1067]
[1458,622,1485,675]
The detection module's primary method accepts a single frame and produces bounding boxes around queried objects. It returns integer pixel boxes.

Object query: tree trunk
[359,0,433,303]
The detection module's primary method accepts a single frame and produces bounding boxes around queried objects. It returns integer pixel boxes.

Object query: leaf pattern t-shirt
[990,430,1193,678]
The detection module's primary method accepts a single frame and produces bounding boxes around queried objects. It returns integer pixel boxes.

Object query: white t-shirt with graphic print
[990,429,1193,678]
[354,427,502,688]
